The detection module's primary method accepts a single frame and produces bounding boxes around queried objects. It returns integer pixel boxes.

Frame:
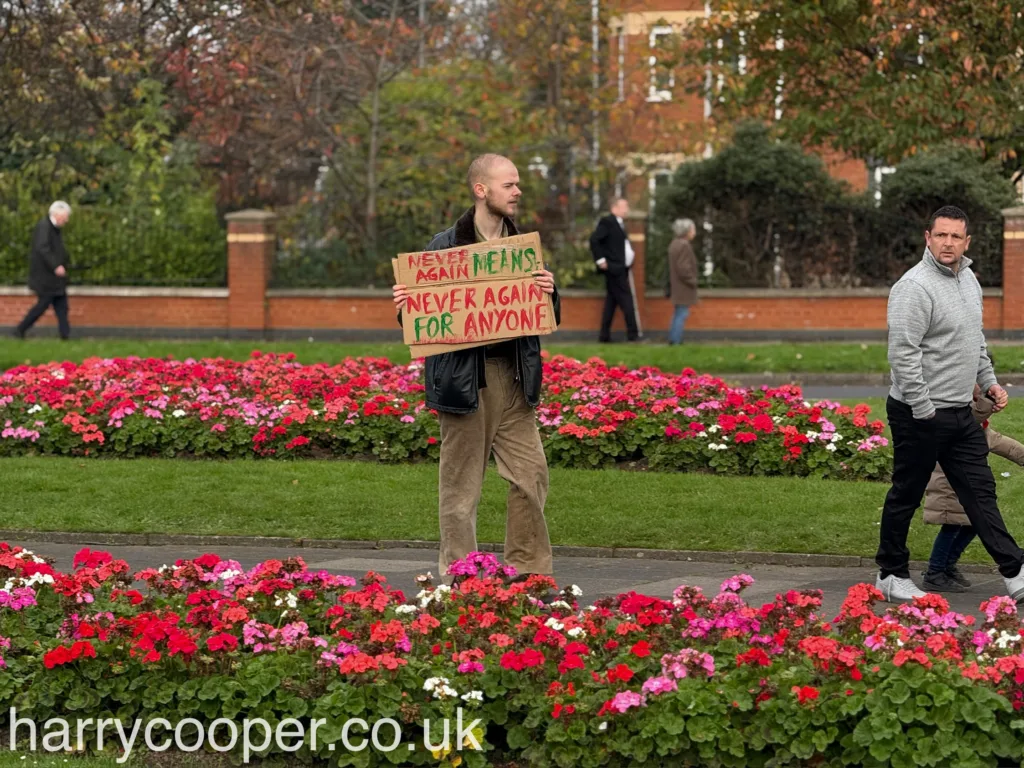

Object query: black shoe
[11,329,25,339]
[922,570,967,593]
[945,565,972,588]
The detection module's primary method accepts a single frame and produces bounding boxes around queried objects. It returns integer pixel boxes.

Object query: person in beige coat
[667,218,699,345]
[922,383,1024,592]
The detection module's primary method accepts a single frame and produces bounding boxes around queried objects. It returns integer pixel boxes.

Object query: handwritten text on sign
[393,232,556,353]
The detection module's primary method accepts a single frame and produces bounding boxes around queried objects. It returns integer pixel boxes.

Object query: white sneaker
[876,573,927,602]
[1005,571,1024,603]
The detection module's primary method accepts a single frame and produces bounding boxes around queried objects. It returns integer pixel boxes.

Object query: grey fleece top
[888,248,998,420]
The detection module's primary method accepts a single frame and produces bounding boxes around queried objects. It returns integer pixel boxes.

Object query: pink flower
[641,676,678,696]
[719,574,754,594]
[458,661,484,674]
[609,691,646,713]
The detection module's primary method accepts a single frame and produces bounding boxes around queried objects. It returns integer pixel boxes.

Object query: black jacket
[589,214,630,277]
[399,207,561,414]
[28,216,69,295]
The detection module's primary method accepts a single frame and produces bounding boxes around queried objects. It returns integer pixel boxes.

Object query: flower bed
[0,352,891,479]
[1,544,1024,767]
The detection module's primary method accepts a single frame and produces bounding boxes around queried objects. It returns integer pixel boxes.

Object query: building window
[648,170,673,213]
[648,26,675,102]
[868,162,896,206]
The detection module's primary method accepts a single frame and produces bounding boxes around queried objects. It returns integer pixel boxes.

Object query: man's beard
[485,194,515,220]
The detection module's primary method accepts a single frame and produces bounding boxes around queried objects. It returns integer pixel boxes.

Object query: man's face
[53,211,69,227]
[925,217,970,268]
[479,161,521,219]
[612,199,629,218]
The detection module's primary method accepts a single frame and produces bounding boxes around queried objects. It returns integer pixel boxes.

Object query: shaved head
[467,153,515,197]
[467,153,521,219]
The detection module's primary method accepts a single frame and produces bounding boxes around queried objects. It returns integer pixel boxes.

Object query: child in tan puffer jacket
[922,381,1024,593]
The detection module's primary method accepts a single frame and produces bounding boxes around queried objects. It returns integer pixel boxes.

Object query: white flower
[825,443,837,453]
[461,690,484,703]
[172,409,186,418]
[568,585,583,597]
[219,569,242,581]
[831,434,843,443]
[545,618,565,630]
[549,600,571,610]
[27,404,42,414]
[995,631,1021,649]
[567,627,587,639]
[598,722,608,731]
[394,605,418,614]
[806,431,819,441]
[707,425,720,433]
[424,677,448,691]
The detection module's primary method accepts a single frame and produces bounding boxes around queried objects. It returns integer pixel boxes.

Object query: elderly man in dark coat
[14,201,72,340]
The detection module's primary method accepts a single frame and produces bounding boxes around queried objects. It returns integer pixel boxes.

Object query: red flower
[285,435,310,450]
[70,641,97,660]
[736,648,772,667]
[606,663,634,683]
[43,646,73,669]
[733,431,758,444]
[427,437,437,445]
[194,554,221,569]
[207,633,239,652]
[168,630,198,658]
[551,702,575,719]
[630,641,651,658]
[558,654,585,675]
[792,686,819,705]
[73,547,113,570]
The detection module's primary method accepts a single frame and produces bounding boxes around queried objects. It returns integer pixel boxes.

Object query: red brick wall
[0,290,1010,337]
[0,291,228,330]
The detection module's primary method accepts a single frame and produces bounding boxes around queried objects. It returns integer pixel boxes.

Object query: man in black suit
[590,197,641,342]
[14,201,72,340]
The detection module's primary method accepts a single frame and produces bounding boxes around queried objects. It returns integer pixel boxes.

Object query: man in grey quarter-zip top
[876,205,1024,602]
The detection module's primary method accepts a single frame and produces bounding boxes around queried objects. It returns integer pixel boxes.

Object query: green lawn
[3,447,1024,564]
[5,343,1024,562]
[0,338,896,375]
[6,337,1024,375]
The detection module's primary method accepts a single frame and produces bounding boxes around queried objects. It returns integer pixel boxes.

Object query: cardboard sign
[393,231,556,357]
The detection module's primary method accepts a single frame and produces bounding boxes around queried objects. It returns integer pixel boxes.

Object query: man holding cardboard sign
[392,154,560,584]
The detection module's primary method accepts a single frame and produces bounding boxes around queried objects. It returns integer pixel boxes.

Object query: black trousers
[16,292,70,339]
[599,270,638,342]
[876,396,1023,579]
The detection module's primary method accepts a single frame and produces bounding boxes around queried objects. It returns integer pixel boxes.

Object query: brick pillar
[225,209,276,338]
[625,210,648,336]
[1003,206,1024,336]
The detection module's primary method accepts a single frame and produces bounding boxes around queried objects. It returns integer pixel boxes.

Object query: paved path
[6,538,1012,620]
[800,385,1024,401]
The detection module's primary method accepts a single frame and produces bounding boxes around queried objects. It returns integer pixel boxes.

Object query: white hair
[49,201,71,217]
[672,218,695,237]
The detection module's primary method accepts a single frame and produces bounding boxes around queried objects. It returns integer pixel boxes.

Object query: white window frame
[870,164,896,206]
[617,25,626,102]
[648,169,673,213]
[647,25,675,102]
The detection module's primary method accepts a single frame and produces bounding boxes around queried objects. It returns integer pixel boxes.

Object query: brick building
[604,0,872,214]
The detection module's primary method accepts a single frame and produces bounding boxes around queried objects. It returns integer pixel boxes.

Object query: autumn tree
[173,0,455,260]
[688,0,1024,182]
